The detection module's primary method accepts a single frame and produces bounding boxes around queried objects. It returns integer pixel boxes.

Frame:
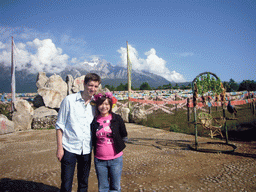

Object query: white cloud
[0,42,5,49]
[0,38,69,73]
[117,45,186,82]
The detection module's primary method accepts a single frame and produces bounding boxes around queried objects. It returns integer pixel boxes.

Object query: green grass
[134,102,256,142]
[34,125,56,130]
[0,103,12,120]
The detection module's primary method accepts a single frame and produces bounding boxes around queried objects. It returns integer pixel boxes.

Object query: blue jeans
[94,156,123,192]
[60,149,91,192]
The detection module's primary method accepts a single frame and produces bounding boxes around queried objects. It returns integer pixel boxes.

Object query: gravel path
[0,123,256,191]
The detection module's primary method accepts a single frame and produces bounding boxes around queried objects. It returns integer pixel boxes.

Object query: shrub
[0,103,12,120]
[169,124,180,132]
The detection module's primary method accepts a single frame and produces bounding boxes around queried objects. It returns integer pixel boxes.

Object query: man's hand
[56,129,64,162]
[56,148,64,162]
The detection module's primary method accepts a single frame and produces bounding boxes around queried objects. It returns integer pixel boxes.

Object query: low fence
[113,90,256,115]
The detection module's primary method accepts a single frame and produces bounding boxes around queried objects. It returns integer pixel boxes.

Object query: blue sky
[0,0,255,83]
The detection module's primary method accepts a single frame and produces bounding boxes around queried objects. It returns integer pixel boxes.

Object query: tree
[228,78,239,92]
[116,83,125,91]
[104,84,115,91]
[157,86,163,90]
[238,80,256,91]
[222,81,230,91]
[173,83,179,89]
[140,82,151,90]
[181,85,186,90]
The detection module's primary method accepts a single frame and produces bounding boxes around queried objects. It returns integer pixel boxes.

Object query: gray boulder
[0,114,15,135]
[66,74,74,95]
[116,107,130,123]
[33,95,45,108]
[130,105,147,123]
[36,72,48,89]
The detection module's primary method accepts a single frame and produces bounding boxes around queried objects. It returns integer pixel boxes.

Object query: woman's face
[98,99,111,117]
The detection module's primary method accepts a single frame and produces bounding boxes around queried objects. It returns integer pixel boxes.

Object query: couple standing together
[56,73,128,192]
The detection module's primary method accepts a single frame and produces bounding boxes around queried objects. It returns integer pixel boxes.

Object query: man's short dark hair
[84,73,101,85]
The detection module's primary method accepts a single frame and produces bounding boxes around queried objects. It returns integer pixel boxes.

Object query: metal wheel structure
[190,72,236,153]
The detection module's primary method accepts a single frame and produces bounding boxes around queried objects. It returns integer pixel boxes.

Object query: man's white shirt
[56,91,95,155]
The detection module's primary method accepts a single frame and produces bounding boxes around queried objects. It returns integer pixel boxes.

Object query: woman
[91,92,128,192]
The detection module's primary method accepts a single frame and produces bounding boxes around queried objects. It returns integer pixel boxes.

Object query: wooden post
[187,98,190,121]
[175,94,177,114]
[127,41,132,109]
[208,97,211,114]
[252,98,255,115]
[11,36,16,112]
[222,102,229,144]
[194,106,198,149]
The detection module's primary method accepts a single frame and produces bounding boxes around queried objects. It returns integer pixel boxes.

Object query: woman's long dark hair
[95,96,113,116]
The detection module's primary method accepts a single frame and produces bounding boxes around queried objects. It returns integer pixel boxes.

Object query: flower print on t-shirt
[104,126,111,132]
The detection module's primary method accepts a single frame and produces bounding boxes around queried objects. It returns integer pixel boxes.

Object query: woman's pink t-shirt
[95,114,123,160]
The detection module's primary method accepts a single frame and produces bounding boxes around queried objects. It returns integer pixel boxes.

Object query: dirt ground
[0,123,256,192]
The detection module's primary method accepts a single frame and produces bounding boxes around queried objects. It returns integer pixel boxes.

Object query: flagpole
[126,41,131,109]
[11,36,16,112]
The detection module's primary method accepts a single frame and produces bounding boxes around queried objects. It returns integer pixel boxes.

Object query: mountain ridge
[0,60,186,93]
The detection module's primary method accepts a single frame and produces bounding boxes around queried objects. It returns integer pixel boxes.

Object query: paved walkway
[0,123,256,191]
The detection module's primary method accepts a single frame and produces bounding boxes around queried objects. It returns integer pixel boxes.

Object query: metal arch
[192,72,219,85]
[190,72,235,153]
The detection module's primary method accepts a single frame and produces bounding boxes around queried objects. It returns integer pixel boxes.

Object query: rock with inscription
[72,75,85,93]
[0,114,15,135]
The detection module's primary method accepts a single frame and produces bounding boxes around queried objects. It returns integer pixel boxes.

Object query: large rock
[45,74,68,99]
[72,75,85,93]
[12,100,34,131]
[33,106,58,118]
[36,72,48,89]
[38,88,63,109]
[130,106,147,124]
[14,100,34,116]
[12,111,33,131]
[32,115,57,129]
[32,107,58,130]
[33,95,45,108]
[117,107,130,123]
[0,114,15,135]
[66,74,74,95]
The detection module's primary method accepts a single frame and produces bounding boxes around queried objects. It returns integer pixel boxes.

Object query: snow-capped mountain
[0,59,171,92]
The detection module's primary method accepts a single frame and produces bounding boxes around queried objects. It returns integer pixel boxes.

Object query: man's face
[84,80,100,97]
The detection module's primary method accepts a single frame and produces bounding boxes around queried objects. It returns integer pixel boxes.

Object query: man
[56,73,101,192]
